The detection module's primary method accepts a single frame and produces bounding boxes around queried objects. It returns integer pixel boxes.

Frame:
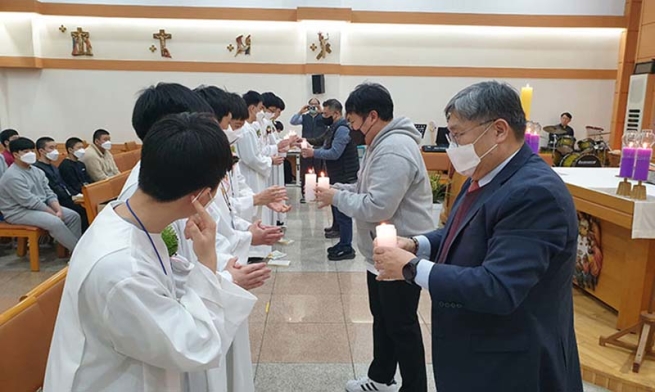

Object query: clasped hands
[373,237,417,282]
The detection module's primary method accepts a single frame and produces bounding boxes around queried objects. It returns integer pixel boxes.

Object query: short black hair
[345,83,394,121]
[65,137,84,152]
[323,99,343,114]
[243,90,263,108]
[194,85,232,121]
[36,136,55,151]
[561,112,572,120]
[229,93,249,121]
[261,92,278,109]
[276,96,286,111]
[132,82,213,141]
[1,129,19,148]
[274,121,284,132]
[93,129,110,142]
[9,137,35,153]
[139,112,232,202]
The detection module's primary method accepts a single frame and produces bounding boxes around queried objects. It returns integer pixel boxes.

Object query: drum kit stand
[544,125,610,168]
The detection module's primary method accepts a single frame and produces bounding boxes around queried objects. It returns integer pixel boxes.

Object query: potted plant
[430,173,447,227]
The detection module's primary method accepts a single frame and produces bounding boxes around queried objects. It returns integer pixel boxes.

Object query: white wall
[38,0,626,16]
[0,69,614,145]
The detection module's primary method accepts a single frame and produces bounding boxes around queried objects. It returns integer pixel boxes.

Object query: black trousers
[367,272,427,392]
[60,198,89,232]
[299,156,324,197]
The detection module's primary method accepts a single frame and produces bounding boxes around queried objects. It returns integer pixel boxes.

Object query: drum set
[545,125,610,168]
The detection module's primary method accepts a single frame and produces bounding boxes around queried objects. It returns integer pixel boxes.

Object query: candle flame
[309,168,314,174]
[320,172,325,177]
[644,143,650,149]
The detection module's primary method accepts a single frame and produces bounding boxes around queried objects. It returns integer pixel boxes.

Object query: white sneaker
[345,376,398,392]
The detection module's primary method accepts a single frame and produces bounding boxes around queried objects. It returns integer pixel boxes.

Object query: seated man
[82,129,120,181]
[0,137,81,251]
[34,137,89,231]
[1,128,19,172]
[58,137,93,195]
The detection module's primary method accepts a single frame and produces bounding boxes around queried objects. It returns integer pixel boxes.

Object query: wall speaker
[312,74,325,94]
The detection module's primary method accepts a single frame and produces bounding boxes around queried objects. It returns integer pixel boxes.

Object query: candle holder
[631,181,648,200]
[617,178,633,197]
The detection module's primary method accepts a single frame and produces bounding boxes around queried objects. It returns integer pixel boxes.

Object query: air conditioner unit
[624,74,649,134]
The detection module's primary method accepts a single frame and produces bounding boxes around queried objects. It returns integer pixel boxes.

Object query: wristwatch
[402,257,421,285]
[411,237,419,255]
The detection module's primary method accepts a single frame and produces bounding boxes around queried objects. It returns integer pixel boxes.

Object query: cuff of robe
[415,235,432,260]
[415,259,434,291]
[218,270,234,283]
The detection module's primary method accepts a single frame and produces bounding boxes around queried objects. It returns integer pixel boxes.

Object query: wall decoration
[234,35,251,57]
[574,212,603,290]
[71,27,93,57]
[149,45,157,53]
[311,32,332,60]
[227,44,235,52]
[58,25,67,33]
[153,29,172,58]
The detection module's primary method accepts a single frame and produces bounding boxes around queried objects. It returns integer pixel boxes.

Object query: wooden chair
[0,223,67,272]
[124,141,140,151]
[82,170,130,224]
[113,150,140,173]
[0,267,68,392]
[439,165,467,226]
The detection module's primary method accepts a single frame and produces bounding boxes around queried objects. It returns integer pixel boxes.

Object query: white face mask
[73,148,85,159]
[191,188,217,210]
[446,123,497,177]
[20,151,37,165]
[224,128,242,145]
[45,150,59,161]
[264,111,274,120]
[256,110,265,122]
[101,141,112,150]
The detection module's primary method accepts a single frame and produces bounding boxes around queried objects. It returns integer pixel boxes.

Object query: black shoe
[328,247,356,261]
[327,244,342,255]
[300,197,306,204]
[325,230,340,239]
[324,226,337,233]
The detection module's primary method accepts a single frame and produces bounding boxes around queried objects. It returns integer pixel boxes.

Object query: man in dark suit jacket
[373,81,582,392]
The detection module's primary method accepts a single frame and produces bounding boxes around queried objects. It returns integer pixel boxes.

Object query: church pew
[113,149,140,173]
[0,267,67,392]
[82,170,130,224]
[0,223,66,272]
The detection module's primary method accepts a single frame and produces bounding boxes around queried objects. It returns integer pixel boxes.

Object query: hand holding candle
[317,172,330,189]
[375,223,397,248]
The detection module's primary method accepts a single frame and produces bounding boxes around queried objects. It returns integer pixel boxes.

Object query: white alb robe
[44,202,256,392]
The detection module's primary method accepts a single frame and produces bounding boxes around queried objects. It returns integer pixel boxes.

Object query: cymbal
[543,125,567,135]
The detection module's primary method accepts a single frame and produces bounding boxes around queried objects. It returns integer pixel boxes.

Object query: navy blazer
[424,144,582,392]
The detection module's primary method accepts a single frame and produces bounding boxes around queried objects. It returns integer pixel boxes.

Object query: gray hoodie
[332,117,436,271]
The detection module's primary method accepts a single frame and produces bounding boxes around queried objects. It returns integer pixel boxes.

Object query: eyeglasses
[446,119,497,146]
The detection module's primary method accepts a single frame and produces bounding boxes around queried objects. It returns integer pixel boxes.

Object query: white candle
[289,130,298,138]
[318,172,330,189]
[301,140,309,149]
[305,170,317,202]
[376,223,397,248]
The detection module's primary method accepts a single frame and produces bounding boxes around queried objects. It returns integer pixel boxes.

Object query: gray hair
[444,81,526,139]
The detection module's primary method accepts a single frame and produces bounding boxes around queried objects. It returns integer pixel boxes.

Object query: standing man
[373,81,583,392]
[290,97,327,203]
[302,99,359,260]
[82,129,120,181]
[316,84,434,392]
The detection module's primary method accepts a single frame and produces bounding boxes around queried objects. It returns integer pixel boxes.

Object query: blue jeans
[333,206,353,248]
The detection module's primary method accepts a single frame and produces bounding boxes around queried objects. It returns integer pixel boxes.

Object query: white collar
[478,148,520,188]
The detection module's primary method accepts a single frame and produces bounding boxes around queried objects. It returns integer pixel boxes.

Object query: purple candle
[633,146,653,181]
[619,144,637,178]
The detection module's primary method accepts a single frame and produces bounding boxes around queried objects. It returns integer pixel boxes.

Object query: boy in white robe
[45,113,255,392]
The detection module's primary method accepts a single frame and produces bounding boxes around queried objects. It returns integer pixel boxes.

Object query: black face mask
[322,115,334,126]
[349,128,366,146]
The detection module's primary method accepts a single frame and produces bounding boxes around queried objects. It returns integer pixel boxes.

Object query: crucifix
[71,27,93,57]
[153,29,172,58]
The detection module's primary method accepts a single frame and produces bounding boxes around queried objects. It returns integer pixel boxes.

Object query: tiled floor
[0,186,608,392]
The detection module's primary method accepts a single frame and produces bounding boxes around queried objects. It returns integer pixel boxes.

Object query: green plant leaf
[161,225,179,257]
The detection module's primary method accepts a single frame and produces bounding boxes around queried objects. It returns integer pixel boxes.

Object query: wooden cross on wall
[153,29,172,58]
[71,27,93,57]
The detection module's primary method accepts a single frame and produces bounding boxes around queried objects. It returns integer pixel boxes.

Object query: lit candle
[289,130,298,138]
[305,169,317,202]
[619,142,637,178]
[317,172,330,189]
[633,143,653,181]
[520,84,533,121]
[301,140,309,149]
[375,223,397,248]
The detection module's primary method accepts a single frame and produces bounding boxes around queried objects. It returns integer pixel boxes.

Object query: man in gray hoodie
[316,83,435,392]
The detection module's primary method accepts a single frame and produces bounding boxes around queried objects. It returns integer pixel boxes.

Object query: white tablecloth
[553,168,655,239]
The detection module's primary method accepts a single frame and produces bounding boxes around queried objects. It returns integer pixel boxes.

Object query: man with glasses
[373,81,582,392]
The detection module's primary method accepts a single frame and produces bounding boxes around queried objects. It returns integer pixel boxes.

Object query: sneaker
[346,377,398,392]
[327,244,342,255]
[325,230,340,239]
[324,226,337,232]
[300,197,306,204]
[328,247,356,261]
